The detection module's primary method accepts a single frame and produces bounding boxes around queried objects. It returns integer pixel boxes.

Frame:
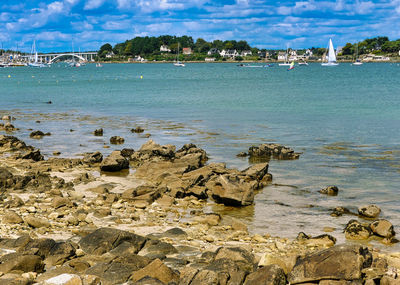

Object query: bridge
[21,52,98,63]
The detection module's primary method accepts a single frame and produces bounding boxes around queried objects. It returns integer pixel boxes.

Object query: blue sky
[1,0,400,52]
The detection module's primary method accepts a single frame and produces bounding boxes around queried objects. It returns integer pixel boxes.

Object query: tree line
[97,35,253,58]
[341,37,400,55]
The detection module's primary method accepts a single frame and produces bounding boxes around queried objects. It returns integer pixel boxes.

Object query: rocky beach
[0,113,400,285]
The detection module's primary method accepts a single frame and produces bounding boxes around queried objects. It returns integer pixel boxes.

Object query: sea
[1,62,399,250]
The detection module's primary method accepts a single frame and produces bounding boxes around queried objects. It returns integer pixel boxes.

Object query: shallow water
[1,62,400,250]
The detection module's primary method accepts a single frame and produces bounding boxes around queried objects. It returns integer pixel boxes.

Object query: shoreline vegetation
[0,113,400,284]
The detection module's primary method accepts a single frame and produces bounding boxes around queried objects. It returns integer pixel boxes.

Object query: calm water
[1,63,400,249]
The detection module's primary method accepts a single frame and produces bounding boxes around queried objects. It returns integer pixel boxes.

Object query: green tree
[341,43,354,55]
[236,40,251,51]
[98,43,113,58]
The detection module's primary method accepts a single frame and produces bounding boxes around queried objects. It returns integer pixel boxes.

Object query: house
[160,45,171,52]
[257,51,267,58]
[288,50,298,61]
[220,49,239,58]
[205,57,216,62]
[277,51,286,61]
[105,51,114,58]
[129,55,146,62]
[207,48,219,55]
[336,46,343,56]
[398,50,400,56]
[182,47,192,55]
[305,49,313,57]
[363,54,390,61]
[240,50,252,57]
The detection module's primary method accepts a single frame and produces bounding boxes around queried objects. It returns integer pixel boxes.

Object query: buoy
[140,75,143,79]
[8,75,11,78]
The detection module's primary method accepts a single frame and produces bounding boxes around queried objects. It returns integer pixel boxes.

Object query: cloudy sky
[1,0,400,52]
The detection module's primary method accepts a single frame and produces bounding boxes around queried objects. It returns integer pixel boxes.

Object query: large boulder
[344,220,372,240]
[82,151,103,164]
[244,264,286,285]
[0,167,14,188]
[0,254,44,273]
[130,258,179,284]
[0,135,28,151]
[20,149,44,161]
[100,151,129,172]
[287,244,372,284]
[206,174,255,206]
[79,228,147,255]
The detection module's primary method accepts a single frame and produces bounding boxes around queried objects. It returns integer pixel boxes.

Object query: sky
[1,0,400,53]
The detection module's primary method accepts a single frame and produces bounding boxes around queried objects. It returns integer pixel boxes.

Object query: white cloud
[84,0,105,10]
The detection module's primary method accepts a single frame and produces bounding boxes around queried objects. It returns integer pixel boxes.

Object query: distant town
[1,35,400,65]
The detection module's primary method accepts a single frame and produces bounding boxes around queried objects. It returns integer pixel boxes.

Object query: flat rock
[3,210,23,224]
[287,244,372,284]
[42,273,82,285]
[0,254,44,273]
[248,143,300,160]
[130,258,179,284]
[370,219,395,238]
[100,151,129,172]
[24,216,50,228]
[244,264,286,285]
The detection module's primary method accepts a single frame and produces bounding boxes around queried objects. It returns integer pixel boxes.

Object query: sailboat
[279,47,291,66]
[287,61,295,71]
[352,43,363,65]
[173,43,185,67]
[321,38,339,66]
[69,42,81,67]
[28,41,47,68]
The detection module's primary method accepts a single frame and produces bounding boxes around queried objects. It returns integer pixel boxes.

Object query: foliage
[98,43,113,58]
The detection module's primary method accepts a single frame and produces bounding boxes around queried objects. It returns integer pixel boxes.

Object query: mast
[328,38,336,63]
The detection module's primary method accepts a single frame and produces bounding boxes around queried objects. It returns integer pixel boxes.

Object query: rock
[53,151,61,156]
[381,276,400,285]
[358,204,381,218]
[45,242,76,266]
[110,136,124,144]
[29,130,50,139]
[248,143,300,160]
[79,228,147,255]
[319,186,339,196]
[370,219,395,238]
[121,148,135,157]
[131,127,144,133]
[244,264,286,285]
[2,115,11,120]
[344,220,372,240]
[258,254,298,274]
[206,174,255,206]
[0,254,44,273]
[330,206,352,217]
[52,196,72,209]
[100,151,129,172]
[82,151,103,164]
[93,128,103,136]
[287,244,372,284]
[0,167,14,188]
[20,149,44,161]
[2,210,23,224]
[297,233,336,247]
[24,216,50,228]
[242,162,270,181]
[229,217,248,232]
[139,140,176,159]
[0,135,28,150]
[214,247,256,273]
[85,261,138,284]
[138,240,178,257]
[159,227,187,239]
[130,258,179,284]
[236,152,248,157]
[42,273,82,285]
[193,213,221,226]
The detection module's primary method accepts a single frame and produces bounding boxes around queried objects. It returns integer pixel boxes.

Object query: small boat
[279,47,291,66]
[321,38,339,66]
[96,63,103,68]
[173,43,185,67]
[298,59,308,66]
[287,61,295,71]
[28,41,48,68]
[352,44,363,65]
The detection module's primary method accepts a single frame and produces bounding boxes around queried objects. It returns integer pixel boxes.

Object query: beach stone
[42,273,82,285]
[3,122,17,131]
[244,264,286,285]
[179,266,199,285]
[121,148,135,157]
[331,206,352,217]
[130,258,179,284]
[93,128,103,136]
[21,149,44,161]
[319,186,339,196]
[214,247,256,272]
[297,233,336,247]
[110,136,124,144]
[0,167,13,188]
[100,151,129,172]
[138,239,178,257]
[193,213,221,226]
[52,196,72,209]
[85,261,137,284]
[358,205,381,218]
[82,151,103,164]
[258,254,298,274]
[242,162,270,181]
[2,210,23,224]
[24,216,50,228]
[344,220,372,240]
[2,115,11,120]
[0,254,44,273]
[248,143,300,160]
[287,244,372,284]
[236,151,248,157]
[206,174,255,206]
[131,126,144,133]
[370,219,395,238]
[79,227,147,255]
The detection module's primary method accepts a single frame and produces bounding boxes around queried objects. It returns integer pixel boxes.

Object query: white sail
[328,38,336,63]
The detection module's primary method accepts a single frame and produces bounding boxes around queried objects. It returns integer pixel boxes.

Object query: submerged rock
[110,136,125,144]
[131,126,144,133]
[93,128,103,136]
[248,143,300,160]
[319,185,339,196]
[30,130,51,139]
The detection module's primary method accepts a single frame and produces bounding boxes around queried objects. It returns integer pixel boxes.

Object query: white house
[207,48,219,55]
[105,51,115,58]
[220,49,239,58]
[277,51,286,61]
[182,47,192,55]
[288,50,298,61]
[160,45,171,52]
[240,50,252,57]
[205,57,216,62]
